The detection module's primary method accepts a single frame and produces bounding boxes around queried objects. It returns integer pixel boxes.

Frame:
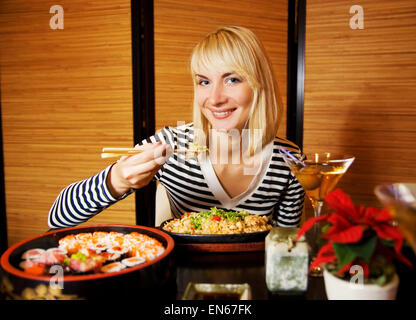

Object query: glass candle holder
[265,227,309,294]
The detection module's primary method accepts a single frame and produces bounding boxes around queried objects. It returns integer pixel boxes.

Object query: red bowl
[0,224,175,300]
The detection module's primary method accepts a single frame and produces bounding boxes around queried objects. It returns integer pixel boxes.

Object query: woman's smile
[209,107,237,120]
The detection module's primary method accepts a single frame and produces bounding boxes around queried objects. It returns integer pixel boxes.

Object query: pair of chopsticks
[101,147,145,159]
[101,146,208,159]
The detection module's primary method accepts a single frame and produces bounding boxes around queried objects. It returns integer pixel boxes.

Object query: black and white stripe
[48,123,304,228]
[48,166,125,228]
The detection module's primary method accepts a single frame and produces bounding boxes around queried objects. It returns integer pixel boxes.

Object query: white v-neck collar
[199,142,273,208]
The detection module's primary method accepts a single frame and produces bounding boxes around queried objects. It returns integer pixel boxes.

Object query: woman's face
[195,68,253,132]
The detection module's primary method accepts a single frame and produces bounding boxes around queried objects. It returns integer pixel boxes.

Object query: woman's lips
[210,108,236,120]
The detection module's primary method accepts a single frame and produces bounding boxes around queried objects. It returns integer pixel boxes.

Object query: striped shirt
[48,124,304,229]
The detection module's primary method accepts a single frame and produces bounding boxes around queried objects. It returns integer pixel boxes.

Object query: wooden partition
[304,0,416,208]
[0,1,135,245]
[154,0,289,137]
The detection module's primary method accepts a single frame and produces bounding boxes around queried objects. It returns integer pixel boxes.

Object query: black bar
[131,0,156,227]
[0,88,8,254]
[286,0,306,151]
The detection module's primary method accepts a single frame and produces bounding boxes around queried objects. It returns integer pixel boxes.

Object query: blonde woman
[48,26,304,229]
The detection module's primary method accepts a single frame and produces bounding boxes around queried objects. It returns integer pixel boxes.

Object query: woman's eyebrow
[195,72,236,79]
[195,74,209,79]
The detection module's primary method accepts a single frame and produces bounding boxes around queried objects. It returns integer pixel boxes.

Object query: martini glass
[375,183,416,254]
[279,148,355,276]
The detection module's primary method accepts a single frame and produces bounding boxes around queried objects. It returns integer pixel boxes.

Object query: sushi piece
[92,231,109,245]
[19,259,39,270]
[37,250,67,265]
[100,252,121,262]
[23,264,45,275]
[89,243,109,253]
[21,248,45,260]
[69,252,100,273]
[58,235,80,254]
[47,247,67,255]
[75,232,93,243]
[155,246,165,257]
[107,246,129,255]
[121,257,145,267]
[101,262,126,273]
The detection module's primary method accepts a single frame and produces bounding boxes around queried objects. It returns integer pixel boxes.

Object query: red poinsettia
[296,189,412,282]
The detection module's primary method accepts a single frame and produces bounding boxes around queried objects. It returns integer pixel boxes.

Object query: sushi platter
[18,231,165,276]
[0,224,175,300]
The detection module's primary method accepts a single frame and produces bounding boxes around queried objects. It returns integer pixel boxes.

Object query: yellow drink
[375,183,416,254]
[291,162,349,207]
[386,203,416,254]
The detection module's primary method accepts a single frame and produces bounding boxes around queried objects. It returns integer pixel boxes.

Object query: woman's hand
[106,142,172,198]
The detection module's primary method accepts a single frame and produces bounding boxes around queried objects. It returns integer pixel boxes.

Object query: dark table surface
[172,249,327,300]
[168,245,416,301]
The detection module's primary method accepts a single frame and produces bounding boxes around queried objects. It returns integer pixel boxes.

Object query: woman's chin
[210,125,240,133]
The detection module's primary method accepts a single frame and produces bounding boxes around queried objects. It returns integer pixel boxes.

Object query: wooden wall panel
[0,1,134,245]
[154,0,288,137]
[304,0,416,208]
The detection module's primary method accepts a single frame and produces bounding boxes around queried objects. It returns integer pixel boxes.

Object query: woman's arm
[48,165,123,229]
[48,142,172,229]
[274,172,305,227]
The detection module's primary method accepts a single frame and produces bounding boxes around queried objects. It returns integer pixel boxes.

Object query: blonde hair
[190,26,283,153]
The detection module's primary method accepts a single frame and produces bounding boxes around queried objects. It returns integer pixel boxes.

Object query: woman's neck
[209,129,257,166]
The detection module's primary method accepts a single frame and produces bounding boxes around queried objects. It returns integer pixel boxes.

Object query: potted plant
[297,189,413,300]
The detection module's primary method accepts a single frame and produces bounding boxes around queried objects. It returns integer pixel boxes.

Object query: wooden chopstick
[102,147,145,153]
[101,147,143,159]
[101,146,208,159]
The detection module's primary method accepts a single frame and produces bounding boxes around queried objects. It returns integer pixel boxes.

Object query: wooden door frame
[287,0,306,151]
[131,0,156,227]
[0,88,8,255]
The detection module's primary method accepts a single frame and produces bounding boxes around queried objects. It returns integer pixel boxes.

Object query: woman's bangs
[191,35,249,80]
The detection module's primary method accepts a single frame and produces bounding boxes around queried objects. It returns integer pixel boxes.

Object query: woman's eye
[198,80,210,86]
[227,77,241,84]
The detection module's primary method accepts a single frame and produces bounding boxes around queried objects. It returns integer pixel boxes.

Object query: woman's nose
[208,82,227,106]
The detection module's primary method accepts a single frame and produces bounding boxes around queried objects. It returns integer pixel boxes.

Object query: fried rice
[162,208,272,235]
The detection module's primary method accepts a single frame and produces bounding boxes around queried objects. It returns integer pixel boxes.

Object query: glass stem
[312,200,324,218]
[311,200,324,256]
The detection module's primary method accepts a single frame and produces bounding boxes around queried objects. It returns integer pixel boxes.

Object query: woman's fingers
[113,142,172,189]
[125,156,166,179]
[108,142,173,198]
[120,142,171,165]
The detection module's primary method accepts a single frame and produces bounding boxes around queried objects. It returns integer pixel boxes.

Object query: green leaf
[373,274,388,286]
[333,235,378,269]
[321,223,331,234]
[380,238,395,248]
[332,242,357,269]
[350,236,378,264]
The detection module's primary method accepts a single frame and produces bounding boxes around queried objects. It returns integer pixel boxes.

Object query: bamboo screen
[0,1,135,245]
[304,0,416,208]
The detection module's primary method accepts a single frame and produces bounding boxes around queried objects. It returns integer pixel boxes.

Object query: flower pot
[323,269,399,300]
